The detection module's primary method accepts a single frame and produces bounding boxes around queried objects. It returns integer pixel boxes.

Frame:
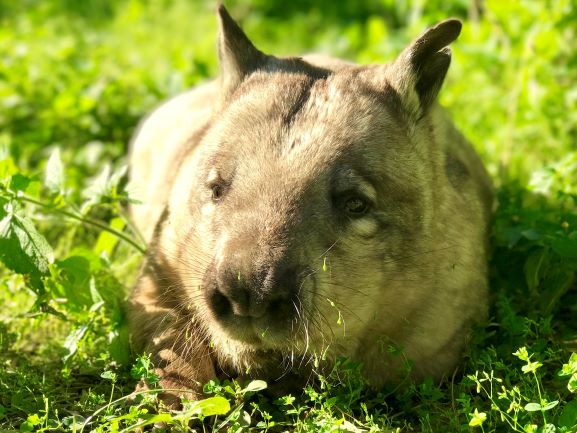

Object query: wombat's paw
[127,379,151,403]
[157,381,199,410]
[129,377,198,410]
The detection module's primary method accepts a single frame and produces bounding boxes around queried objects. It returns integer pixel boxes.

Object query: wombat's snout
[207,260,301,324]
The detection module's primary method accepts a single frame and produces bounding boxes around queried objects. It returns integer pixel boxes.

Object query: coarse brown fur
[128,5,493,403]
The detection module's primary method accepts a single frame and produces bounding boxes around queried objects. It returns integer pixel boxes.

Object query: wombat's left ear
[217,5,266,101]
[389,19,461,118]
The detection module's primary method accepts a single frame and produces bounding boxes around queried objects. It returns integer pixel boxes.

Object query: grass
[0,0,576,431]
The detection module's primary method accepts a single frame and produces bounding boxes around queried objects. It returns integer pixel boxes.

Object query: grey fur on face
[128,5,493,404]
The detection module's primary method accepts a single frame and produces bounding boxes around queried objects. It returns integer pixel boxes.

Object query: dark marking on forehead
[282,76,323,128]
[224,56,330,107]
[278,56,332,79]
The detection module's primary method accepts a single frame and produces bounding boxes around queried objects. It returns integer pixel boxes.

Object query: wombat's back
[129,82,217,242]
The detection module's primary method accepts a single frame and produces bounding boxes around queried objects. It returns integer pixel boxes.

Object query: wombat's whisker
[316,238,341,260]
[292,299,312,355]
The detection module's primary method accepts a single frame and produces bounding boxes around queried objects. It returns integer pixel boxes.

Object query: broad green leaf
[513,347,530,361]
[540,269,575,315]
[569,375,577,393]
[0,155,17,183]
[0,208,54,278]
[61,415,86,429]
[183,396,231,417]
[9,173,31,192]
[524,247,548,292]
[521,228,541,241]
[468,408,487,427]
[94,217,125,256]
[50,256,93,309]
[340,419,364,433]
[241,410,251,426]
[87,165,111,199]
[522,361,543,374]
[559,399,577,428]
[541,400,559,411]
[120,413,173,432]
[498,226,523,248]
[63,324,89,362]
[89,276,104,305]
[277,395,296,406]
[100,370,117,381]
[559,353,577,376]
[108,325,131,366]
[524,402,543,412]
[524,401,558,412]
[20,413,43,432]
[90,269,125,311]
[241,379,267,394]
[82,164,128,212]
[44,147,64,193]
[551,238,577,259]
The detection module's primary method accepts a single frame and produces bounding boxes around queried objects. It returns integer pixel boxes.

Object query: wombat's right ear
[389,19,461,119]
[217,5,266,101]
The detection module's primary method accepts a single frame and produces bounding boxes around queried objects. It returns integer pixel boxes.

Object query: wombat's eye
[211,184,224,201]
[344,197,369,216]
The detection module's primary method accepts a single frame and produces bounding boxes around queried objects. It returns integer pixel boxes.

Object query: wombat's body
[128,6,493,402]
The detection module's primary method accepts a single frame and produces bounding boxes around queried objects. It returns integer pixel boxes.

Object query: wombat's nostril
[208,289,232,318]
[209,282,252,318]
[268,298,285,314]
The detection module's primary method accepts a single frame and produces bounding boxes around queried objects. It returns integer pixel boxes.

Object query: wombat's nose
[208,264,299,320]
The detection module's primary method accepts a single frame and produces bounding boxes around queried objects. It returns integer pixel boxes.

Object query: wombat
[128,5,493,404]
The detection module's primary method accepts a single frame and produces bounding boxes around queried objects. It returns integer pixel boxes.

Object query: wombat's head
[168,6,471,365]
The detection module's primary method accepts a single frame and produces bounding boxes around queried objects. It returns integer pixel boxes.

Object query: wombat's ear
[217,5,266,101]
[389,19,461,118]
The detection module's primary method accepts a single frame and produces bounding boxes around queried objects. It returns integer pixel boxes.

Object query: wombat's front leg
[129,271,216,406]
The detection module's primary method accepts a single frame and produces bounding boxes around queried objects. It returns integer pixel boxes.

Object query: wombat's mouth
[217,318,277,347]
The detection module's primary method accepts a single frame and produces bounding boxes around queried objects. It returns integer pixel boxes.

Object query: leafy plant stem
[533,370,547,426]
[18,195,146,254]
[108,381,116,411]
[477,381,521,432]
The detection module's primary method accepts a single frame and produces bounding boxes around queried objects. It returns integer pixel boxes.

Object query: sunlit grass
[0,0,576,431]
